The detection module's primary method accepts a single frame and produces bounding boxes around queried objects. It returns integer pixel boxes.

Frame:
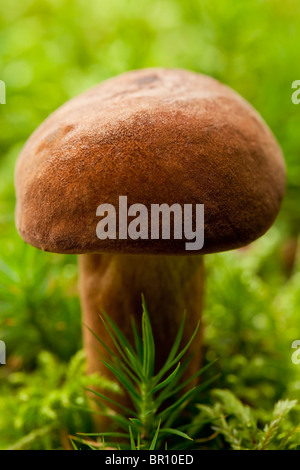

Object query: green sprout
[73,297,216,450]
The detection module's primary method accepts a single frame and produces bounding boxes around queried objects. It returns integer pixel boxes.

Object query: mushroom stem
[79,253,204,417]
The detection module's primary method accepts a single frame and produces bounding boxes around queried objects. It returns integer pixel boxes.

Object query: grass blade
[149,419,161,450]
[160,428,193,441]
[142,297,155,378]
[129,426,136,450]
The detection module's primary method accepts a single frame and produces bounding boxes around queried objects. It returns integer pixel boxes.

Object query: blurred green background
[1,0,300,449]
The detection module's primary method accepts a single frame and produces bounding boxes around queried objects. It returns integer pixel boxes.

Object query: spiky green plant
[73,297,216,450]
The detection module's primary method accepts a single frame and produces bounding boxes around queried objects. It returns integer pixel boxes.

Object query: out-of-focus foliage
[0,350,120,450]
[204,231,300,409]
[1,0,300,450]
[195,390,300,450]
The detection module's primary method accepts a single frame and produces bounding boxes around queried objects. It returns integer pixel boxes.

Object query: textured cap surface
[15,68,286,255]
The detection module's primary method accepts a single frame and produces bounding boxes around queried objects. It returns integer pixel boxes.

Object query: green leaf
[83,323,117,361]
[171,359,218,395]
[154,313,186,384]
[131,315,143,361]
[141,296,155,379]
[149,419,161,450]
[100,359,141,402]
[160,428,193,441]
[129,418,143,427]
[70,439,78,450]
[137,433,141,450]
[152,363,181,394]
[78,432,129,438]
[102,311,135,355]
[155,321,200,381]
[84,325,141,385]
[125,347,145,379]
[161,368,219,404]
[168,321,200,369]
[100,313,137,370]
[158,386,199,423]
[129,426,136,450]
[85,388,138,417]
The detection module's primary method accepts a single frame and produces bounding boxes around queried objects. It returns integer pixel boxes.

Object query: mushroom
[15,68,285,421]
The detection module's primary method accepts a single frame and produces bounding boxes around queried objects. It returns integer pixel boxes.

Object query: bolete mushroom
[15,68,285,420]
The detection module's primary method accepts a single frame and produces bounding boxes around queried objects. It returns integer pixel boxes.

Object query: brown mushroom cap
[15,68,286,255]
